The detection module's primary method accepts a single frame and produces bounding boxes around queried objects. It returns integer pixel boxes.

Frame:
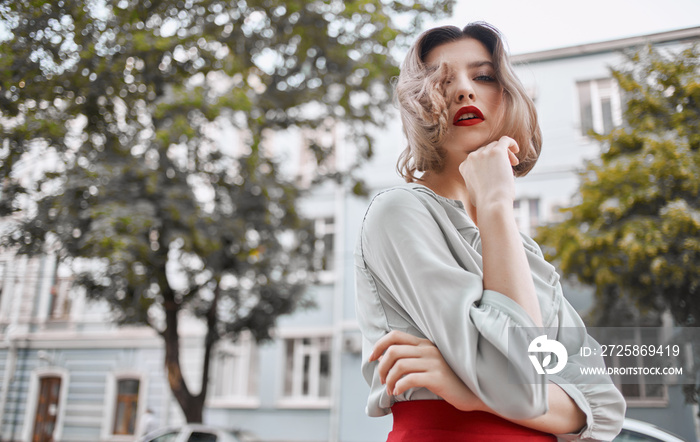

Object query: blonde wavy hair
[395,22,542,182]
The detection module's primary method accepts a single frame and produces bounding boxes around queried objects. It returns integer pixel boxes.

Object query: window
[513,198,540,236]
[602,327,667,405]
[187,432,218,442]
[27,255,73,324]
[32,376,62,442]
[313,217,335,279]
[280,336,332,407]
[113,379,140,435]
[101,372,146,440]
[48,274,72,320]
[577,78,622,136]
[208,334,259,407]
[21,368,69,442]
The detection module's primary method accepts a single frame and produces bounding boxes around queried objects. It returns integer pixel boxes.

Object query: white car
[614,418,687,442]
[139,424,256,442]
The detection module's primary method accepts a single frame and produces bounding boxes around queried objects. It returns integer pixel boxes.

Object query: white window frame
[277,329,333,409]
[32,255,75,325]
[47,275,73,321]
[314,217,335,284]
[576,78,623,137]
[207,333,260,408]
[21,367,70,442]
[33,255,57,324]
[605,327,668,407]
[513,197,540,237]
[100,371,148,441]
[3,255,28,325]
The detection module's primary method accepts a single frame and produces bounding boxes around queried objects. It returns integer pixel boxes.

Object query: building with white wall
[1,25,700,442]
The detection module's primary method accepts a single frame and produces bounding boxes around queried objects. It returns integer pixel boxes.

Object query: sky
[430,0,700,55]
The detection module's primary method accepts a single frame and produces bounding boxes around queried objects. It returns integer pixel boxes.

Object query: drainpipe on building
[8,341,29,442]
[2,255,29,442]
[0,328,18,441]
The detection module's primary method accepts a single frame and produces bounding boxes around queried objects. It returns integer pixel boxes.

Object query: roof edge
[511,26,700,64]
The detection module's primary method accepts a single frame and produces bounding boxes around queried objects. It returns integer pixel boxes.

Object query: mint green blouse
[354,183,626,442]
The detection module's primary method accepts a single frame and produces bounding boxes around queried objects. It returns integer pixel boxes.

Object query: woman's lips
[453,106,485,126]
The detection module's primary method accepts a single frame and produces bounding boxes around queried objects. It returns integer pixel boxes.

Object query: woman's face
[424,38,504,169]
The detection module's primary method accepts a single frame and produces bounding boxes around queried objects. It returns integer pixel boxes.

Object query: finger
[384,348,441,392]
[491,136,519,167]
[393,372,433,396]
[503,136,520,166]
[499,135,520,154]
[369,330,424,361]
[508,149,520,166]
[376,345,425,383]
[385,358,431,394]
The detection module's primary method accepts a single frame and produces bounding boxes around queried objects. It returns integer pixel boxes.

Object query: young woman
[354,23,626,441]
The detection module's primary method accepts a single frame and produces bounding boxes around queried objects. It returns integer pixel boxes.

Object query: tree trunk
[196,283,221,407]
[162,297,206,423]
[159,276,220,423]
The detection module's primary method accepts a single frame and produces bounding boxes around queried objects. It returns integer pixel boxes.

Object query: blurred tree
[537,44,700,402]
[0,0,454,422]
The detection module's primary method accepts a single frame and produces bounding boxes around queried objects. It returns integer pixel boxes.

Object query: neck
[419,169,477,223]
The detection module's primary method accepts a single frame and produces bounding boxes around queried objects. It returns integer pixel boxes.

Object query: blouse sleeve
[359,188,549,420]
[521,234,627,441]
[548,293,627,441]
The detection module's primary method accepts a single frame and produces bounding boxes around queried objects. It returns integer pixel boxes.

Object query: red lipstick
[453,106,484,126]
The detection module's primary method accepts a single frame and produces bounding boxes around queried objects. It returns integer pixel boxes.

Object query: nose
[458,91,474,102]
[453,76,475,103]
[456,88,475,103]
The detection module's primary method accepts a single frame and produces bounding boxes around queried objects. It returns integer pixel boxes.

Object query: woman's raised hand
[458,135,520,210]
[369,330,486,412]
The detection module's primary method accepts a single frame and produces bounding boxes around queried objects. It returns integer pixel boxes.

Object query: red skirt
[387,400,557,442]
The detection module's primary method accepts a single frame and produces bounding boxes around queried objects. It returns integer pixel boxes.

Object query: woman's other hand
[458,135,520,210]
[369,330,486,412]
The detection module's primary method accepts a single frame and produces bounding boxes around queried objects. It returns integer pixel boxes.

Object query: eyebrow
[427,59,495,72]
[467,61,495,69]
[431,60,495,70]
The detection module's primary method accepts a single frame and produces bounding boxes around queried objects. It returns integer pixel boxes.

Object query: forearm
[478,200,543,327]
[453,381,584,434]
[506,383,586,434]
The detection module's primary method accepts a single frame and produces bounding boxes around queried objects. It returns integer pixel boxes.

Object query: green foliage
[537,44,700,402]
[0,0,454,422]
